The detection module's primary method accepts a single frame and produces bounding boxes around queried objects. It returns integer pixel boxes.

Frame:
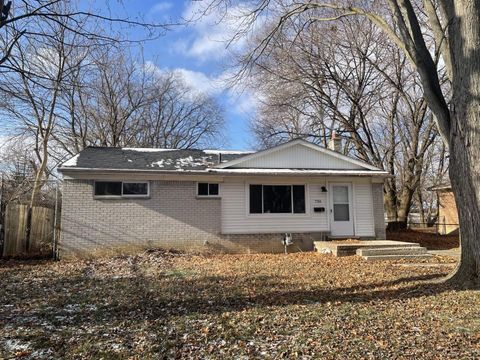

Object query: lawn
[0,251,478,359]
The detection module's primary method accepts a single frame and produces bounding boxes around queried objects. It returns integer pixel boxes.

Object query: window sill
[94,195,150,200]
[196,196,221,199]
[247,213,309,217]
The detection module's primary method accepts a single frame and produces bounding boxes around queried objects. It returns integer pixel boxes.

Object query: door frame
[328,182,355,237]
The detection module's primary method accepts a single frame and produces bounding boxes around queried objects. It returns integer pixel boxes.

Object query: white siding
[353,182,375,236]
[221,180,329,234]
[231,144,364,170]
[221,177,377,237]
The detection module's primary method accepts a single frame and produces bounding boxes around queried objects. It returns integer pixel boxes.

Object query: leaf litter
[0,250,478,359]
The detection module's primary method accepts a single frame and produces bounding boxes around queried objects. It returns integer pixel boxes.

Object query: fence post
[52,181,59,260]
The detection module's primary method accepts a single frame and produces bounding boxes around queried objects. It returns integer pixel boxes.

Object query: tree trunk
[443,2,480,287]
[446,141,480,286]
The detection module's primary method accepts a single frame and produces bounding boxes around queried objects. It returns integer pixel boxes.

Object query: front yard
[0,251,478,359]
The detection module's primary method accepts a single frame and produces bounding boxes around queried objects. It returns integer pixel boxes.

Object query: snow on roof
[203,149,253,155]
[121,148,177,152]
[62,154,79,167]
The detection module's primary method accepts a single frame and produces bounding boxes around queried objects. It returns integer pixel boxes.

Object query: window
[249,185,305,214]
[94,181,149,198]
[94,181,122,196]
[332,185,349,221]
[197,183,219,197]
[122,182,149,196]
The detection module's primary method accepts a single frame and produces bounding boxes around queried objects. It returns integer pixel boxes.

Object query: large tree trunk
[447,139,480,286]
[443,2,480,287]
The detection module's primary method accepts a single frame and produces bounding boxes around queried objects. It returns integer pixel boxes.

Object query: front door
[330,183,354,237]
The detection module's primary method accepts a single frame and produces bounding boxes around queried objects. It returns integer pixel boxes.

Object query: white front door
[329,183,354,237]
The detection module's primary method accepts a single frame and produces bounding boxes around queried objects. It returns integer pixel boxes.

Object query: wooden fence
[2,204,54,257]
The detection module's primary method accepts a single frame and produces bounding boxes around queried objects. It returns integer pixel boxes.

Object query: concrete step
[361,254,433,262]
[356,246,428,257]
[314,240,421,257]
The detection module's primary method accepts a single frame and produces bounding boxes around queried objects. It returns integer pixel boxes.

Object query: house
[431,184,459,235]
[58,138,388,256]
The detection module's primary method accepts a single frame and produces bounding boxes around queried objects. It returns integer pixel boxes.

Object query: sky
[95,0,258,150]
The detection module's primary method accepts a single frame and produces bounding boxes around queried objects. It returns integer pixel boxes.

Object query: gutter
[58,167,391,178]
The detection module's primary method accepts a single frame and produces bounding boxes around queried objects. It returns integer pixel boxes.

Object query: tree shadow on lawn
[1,270,455,330]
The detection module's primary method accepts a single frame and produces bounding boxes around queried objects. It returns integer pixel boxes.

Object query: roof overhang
[59,167,390,178]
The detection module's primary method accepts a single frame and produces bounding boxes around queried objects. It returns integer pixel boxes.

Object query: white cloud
[173,68,224,95]
[174,2,256,62]
[149,2,173,15]
[142,61,259,115]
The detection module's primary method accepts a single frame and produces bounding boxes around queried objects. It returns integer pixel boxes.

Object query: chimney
[328,130,342,152]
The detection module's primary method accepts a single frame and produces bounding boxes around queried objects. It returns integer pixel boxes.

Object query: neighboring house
[58,138,388,256]
[431,185,460,235]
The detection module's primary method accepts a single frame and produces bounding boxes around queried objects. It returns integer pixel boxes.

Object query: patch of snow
[64,304,80,313]
[122,148,177,152]
[319,248,333,254]
[62,154,79,167]
[176,156,194,167]
[4,339,32,352]
[110,343,125,352]
[127,159,133,162]
[149,159,174,168]
[174,156,213,168]
[204,149,252,155]
[31,348,54,358]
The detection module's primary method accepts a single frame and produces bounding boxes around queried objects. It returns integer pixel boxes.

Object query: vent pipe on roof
[328,130,342,152]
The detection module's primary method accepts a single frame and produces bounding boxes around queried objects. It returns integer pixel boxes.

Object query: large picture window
[249,185,305,214]
[94,181,149,198]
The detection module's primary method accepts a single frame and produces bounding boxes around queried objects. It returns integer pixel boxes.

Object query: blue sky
[96,0,257,150]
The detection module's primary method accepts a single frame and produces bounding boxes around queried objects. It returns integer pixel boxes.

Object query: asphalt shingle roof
[59,147,251,171]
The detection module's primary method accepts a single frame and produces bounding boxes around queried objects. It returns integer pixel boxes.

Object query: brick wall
[60,180,317,257]
[372,183,386,239]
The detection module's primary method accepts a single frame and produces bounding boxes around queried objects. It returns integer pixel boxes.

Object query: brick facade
[372,183,386,239]
[60,180,319,257]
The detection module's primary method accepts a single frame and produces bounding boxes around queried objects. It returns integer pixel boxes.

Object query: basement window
[197,183,219,197]
[94,181,149,198]
[249,185,306,214]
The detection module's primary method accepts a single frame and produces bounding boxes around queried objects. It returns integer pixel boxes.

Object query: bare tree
[206,0,479,286]
[136,73,224,149]
[0,3,97,249]
[249,17,440,228]
[0,0,167,70]
[52,52,225,155]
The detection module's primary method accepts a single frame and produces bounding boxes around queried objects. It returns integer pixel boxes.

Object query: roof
[58,139,389,177]
[59,147,252,172]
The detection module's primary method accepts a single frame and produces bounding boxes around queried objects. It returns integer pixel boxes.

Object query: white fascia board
[58,166,389,178]
[210,168,389,177]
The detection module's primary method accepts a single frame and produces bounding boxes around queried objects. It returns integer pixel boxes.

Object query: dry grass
[0,250,478,359]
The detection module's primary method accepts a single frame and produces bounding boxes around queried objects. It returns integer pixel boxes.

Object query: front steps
[356,246,432,261]
[314,240,432,261]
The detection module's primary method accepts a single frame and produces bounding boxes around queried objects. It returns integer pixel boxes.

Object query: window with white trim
[94,181,149,198]
[249,185,305,214]
[197,183,219,197]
